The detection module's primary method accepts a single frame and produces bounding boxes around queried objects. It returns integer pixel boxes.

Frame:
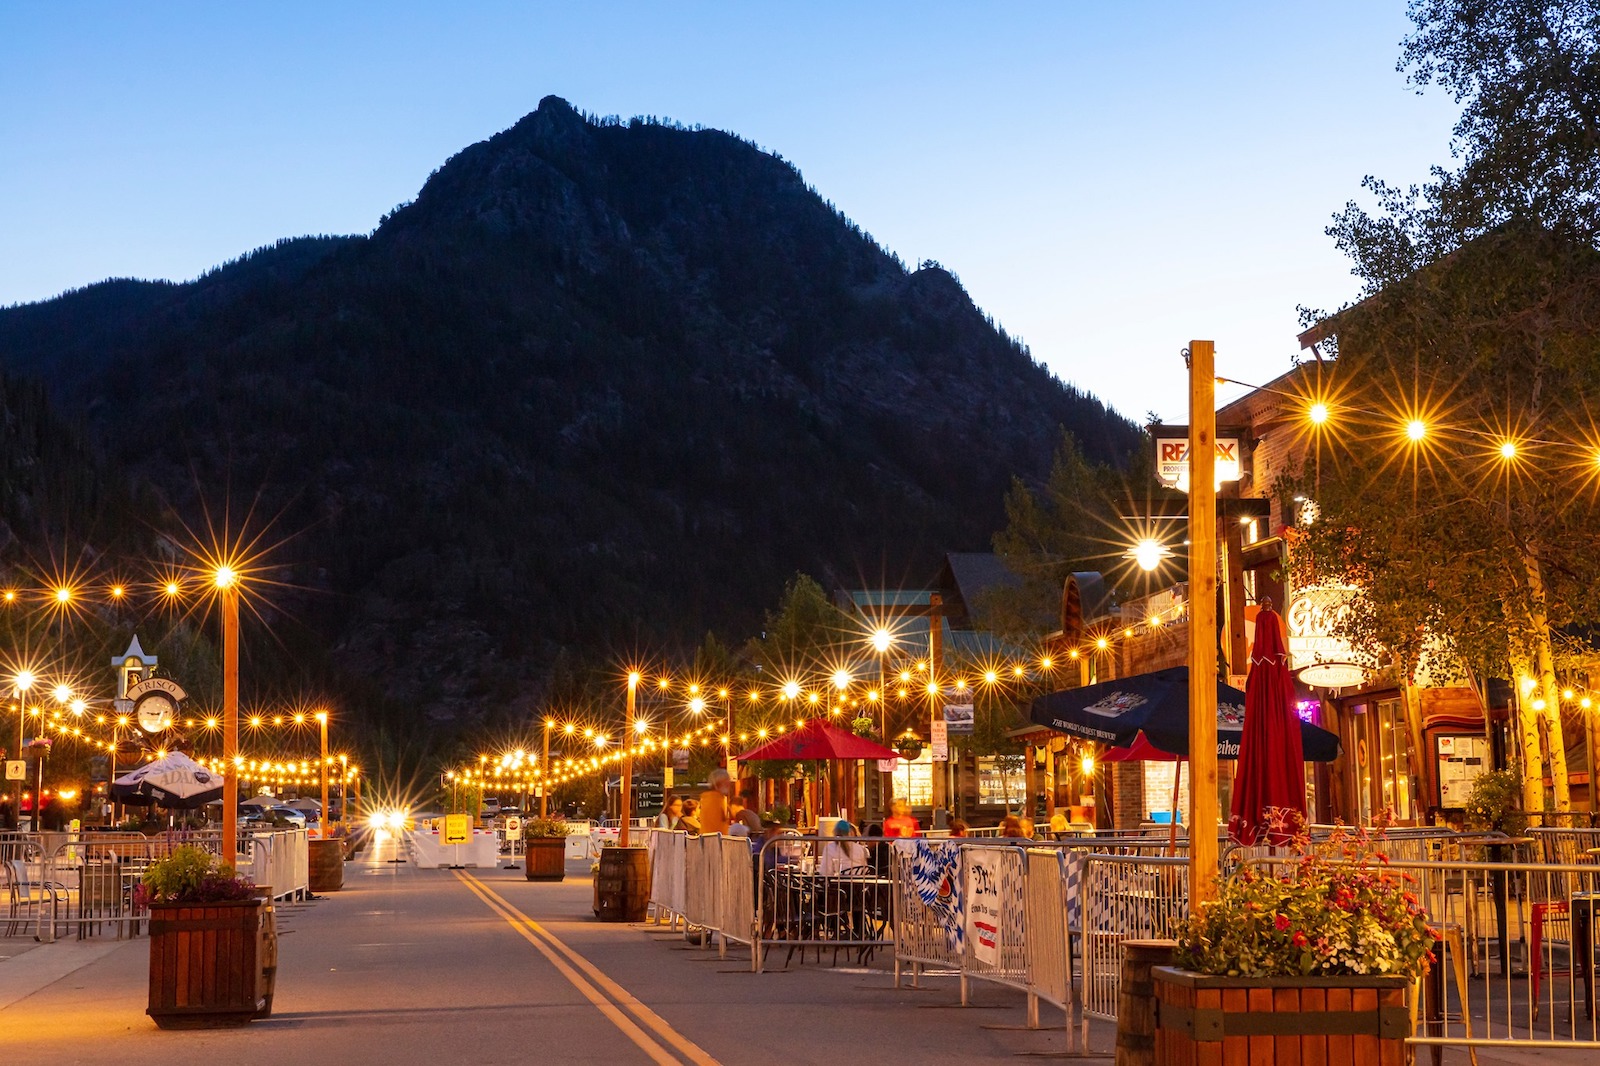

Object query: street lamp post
[316,710,330,833]
[871,627,895,818]
[620,672,639,846]
[541,718,553,819]
[216,567,240,868]
[12,670,33,829]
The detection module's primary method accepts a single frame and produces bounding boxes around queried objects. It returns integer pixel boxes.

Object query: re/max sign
[1155,437,1242,488]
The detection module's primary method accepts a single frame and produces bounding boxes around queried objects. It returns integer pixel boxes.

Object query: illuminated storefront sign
[1285,585,1368,688]
[1155,436,1242,493]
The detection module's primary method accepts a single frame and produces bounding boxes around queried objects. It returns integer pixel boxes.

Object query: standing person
[656,796,683,830]
[699,768,733,835]
[883,800,920,838]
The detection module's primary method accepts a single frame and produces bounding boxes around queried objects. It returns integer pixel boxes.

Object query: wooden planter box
[1153,966,1410,1066]
[524,837,567,882]
[147,897,269,1029]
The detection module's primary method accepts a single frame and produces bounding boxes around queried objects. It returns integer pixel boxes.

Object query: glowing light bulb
[1132,538,1165,572]
[1499,440,1517,460]
[1406,420,1427,442]
[1308,402,1329,425]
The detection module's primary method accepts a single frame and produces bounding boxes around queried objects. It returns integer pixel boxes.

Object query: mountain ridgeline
[0,96,1141,736]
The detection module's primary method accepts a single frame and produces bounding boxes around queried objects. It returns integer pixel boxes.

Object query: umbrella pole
[1169,759,1183,857]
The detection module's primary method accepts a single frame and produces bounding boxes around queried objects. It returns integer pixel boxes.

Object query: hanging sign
[4,760,23,781]
[1285,585,1369,688]
[1155,434,1242,493]
[943,702,975,735]
[930,721,949,762]
[964,849,1003,965]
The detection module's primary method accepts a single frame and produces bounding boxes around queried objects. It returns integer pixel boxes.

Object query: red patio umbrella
[735,718,902,762]
[1228,607,1306,846]
[737,719,902,826]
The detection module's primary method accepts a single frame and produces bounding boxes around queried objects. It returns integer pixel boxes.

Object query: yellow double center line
[454,870,721,1066]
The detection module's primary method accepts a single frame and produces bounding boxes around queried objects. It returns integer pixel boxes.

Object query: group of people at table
[652,768,1078,861]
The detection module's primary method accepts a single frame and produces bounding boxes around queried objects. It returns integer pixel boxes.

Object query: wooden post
[1188,340,1219,904]
[930,593,946,812]
[318,712,330,832]
[1116,939,1176,1066]
[221,584,239,867]
[541,719,551,819]
[620,677,637,846]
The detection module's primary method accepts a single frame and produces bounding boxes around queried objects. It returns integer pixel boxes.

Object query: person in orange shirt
[883,800,920,838]
[698,767,733,835]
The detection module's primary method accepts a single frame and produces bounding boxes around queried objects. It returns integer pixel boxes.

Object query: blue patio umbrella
[1028,666,1340,762]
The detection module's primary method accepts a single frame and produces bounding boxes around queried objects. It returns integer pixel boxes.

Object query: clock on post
[126,677,188,735]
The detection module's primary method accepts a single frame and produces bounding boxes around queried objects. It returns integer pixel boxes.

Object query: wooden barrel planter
[308,838,344,892]
[147,897,269,1029]
[524,837,567,882]
[594,845,650,923]
[1153,966,1410,1066]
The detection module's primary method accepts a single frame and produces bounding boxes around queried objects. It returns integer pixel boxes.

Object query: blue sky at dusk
[0,2,1461,421]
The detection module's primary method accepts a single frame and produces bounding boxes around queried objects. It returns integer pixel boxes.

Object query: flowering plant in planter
[523,816,571,838]
[135,845,259,906]
[1175,817,1436,979]
[850,716,878,739]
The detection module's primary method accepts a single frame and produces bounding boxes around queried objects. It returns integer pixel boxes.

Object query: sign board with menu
[1436,734,1487,809]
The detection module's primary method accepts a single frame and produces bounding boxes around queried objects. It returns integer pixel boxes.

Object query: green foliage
[1175,827,1435,979]
[523,816,571,838]
[744,574,849,675]
[1329,0,1599,290]
[978,430,1161,641]
[1463,768,1529,836]
[138,845,257,904]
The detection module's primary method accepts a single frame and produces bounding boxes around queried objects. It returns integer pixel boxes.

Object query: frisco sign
[1285,585,1368,688]
[1155,436,1242,492]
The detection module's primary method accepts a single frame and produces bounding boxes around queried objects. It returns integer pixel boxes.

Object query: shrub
[136,845,258,905]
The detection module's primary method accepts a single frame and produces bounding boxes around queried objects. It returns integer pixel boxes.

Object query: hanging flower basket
[22,737,52,760]
[894,736,923,760]
[850,716,878,739]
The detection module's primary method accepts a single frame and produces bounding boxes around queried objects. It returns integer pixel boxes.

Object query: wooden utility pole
[1187,341,1219,904]
[317,711,330,831]
[220,579,239,866]
[929,593,946,812]
[541,719,552,819]
[620,675,638,846]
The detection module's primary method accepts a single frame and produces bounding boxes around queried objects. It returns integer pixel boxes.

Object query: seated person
[818,820,869,875]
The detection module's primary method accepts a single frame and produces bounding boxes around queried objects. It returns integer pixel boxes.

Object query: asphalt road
[0,835,1080,1065]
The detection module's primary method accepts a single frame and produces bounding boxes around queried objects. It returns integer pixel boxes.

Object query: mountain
[0,96,1141,736]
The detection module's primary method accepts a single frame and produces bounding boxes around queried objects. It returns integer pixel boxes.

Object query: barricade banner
[903,839,964,953]
[964,848,1003,965]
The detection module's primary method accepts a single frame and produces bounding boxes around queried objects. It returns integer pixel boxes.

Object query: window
[1376,697,1412,820]
[977,755,1025,808]
[894,750,933,808]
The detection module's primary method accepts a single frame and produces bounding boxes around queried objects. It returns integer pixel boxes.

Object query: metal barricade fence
[647,828,687,926]
[1023,847,1078,1034]
[1079,853,1189,1022]
[683,833,720,933]
[716,836,756,956]
[959,845,1031,1006]
[1239,854,1600,1051]
[753,834,893,973]
[890,838,965,985]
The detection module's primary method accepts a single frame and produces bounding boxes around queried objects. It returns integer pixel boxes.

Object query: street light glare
[53,684,71,703]
[1406,419,1427,442]
[54,586,72,603]
[1499,440,1517,459]
[213,566,238,589]
[831,668,852,690]
[1132,538,1166,572]
[870,627,894,654]
[1307,402,1329,425]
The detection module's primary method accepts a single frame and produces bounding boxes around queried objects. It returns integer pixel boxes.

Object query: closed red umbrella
[1228,607,1306,846]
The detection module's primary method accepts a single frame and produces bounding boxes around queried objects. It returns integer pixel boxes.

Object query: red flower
[1274,913,1291,932]
[1293,931,1308,947]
